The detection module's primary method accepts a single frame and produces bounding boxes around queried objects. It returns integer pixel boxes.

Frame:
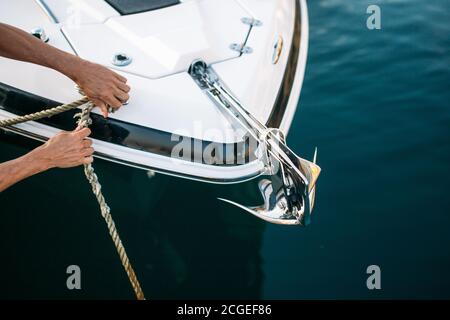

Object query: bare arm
[0,150,49,192]
[0,128,93,192]
[0,22,130,117]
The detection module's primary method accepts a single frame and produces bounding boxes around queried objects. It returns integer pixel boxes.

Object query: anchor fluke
[218,180,303,226]
[219,148,321,226]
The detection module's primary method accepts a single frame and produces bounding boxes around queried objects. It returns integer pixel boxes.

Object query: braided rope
[0,98,89,128]
[75,103,145,300]
[0,98,145,300]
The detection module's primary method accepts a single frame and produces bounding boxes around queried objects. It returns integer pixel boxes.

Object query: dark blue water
[1,0,449,299]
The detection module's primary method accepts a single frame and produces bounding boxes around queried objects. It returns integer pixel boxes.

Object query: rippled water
[1,0,449,299]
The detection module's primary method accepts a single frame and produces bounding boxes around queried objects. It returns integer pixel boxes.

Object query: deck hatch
[105,0,180,15]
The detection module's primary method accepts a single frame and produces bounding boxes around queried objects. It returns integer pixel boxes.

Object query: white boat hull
[0,0,309,184]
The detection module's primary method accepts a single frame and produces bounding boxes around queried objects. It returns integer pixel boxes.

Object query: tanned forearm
[0,22,130,117]
[0,22,129,192]
[0,128,94,192]
[0,148,50,192]
[0,22,81,82]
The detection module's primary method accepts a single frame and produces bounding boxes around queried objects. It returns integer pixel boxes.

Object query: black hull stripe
[0,82,254,166]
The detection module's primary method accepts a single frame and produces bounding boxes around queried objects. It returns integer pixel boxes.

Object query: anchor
[189,60,321,226]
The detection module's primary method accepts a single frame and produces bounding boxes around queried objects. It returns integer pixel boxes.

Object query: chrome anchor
[220,141,320,226]
[189,60,321,226]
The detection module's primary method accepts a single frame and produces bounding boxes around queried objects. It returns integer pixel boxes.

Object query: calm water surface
[1,0,449,299]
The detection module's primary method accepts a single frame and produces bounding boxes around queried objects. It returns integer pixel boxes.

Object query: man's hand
[0,23,131,118]
[33,128,94,169]
[0,128,94,192]
[71,60,131,118]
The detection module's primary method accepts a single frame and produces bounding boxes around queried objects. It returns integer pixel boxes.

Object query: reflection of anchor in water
[190,60,321,226]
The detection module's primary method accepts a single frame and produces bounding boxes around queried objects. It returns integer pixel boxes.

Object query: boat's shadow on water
[0,132,265,299]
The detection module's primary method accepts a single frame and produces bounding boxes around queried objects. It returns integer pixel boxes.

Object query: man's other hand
[71,60,130,118]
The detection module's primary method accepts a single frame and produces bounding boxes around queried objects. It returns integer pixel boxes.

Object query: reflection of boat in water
[0,0,320,225]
